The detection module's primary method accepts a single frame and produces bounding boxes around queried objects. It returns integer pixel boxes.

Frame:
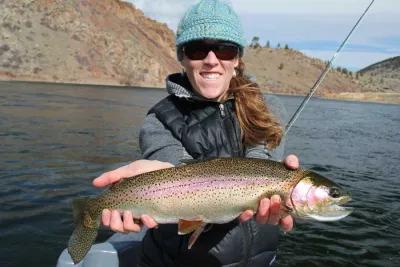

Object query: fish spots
[87,158,306,224]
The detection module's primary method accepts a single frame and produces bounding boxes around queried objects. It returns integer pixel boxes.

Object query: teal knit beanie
[176,0,246,49]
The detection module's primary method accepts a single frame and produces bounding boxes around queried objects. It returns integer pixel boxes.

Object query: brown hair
[228,59,283,149]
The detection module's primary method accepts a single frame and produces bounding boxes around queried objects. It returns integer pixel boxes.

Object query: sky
[126,0,399,71]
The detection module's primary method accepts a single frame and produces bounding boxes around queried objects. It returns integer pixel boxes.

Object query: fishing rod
[284,0,375,136]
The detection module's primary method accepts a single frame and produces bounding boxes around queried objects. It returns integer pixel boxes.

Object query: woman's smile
[200,71,222,80]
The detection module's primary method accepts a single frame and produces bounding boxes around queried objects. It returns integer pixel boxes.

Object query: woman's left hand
[239,154,299,232]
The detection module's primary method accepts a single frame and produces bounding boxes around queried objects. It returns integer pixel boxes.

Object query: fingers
[93,164,134,188]
[101,209,112,227]
[110,210,126,232]
[248,196,295,233]
[280,215,294,233]
[268,195,281,225]
[283,154,299,170]
[101,209,158,233]
[141,214,158,228]
[255,196,280,225]
[255,198,270,224]
[239,210,254,223]
[123,211,141,232]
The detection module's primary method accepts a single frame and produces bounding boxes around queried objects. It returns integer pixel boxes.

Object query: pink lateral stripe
[134,176,268,198]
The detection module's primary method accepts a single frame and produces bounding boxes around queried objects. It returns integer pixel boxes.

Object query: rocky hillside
[0,0,180,86]
[243,47,364,96]
[243,48,400,104]
[357,56,400,92]
[0,0,399,104]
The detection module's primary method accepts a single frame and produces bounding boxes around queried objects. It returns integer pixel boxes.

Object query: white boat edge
[56,230,146,267]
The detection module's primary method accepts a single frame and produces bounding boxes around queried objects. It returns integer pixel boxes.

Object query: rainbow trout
[68,158,352,264]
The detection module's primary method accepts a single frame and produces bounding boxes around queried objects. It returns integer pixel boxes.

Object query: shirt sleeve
[139,113,193,166]
[245,94,288,161]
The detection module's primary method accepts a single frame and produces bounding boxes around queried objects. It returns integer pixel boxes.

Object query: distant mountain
[357,56,400,92]
[0,0,180,87]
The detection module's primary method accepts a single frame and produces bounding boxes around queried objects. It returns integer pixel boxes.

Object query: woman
[93,0,299,266]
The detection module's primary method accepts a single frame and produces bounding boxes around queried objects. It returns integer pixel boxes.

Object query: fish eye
[329,187,341,198]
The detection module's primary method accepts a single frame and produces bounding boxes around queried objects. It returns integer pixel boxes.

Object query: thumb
[283,154,299,170]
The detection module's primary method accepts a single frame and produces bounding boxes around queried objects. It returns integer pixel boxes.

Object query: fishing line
[284,0,375,136]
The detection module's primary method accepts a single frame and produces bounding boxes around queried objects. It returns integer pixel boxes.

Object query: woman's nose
[203,50,219,65]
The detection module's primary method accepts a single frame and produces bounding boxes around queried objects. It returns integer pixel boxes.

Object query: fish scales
[92,158,300,221]
[68,157,352,264]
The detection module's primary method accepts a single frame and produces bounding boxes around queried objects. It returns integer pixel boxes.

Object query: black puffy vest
[148,95,244,159]
[138,95,279,267]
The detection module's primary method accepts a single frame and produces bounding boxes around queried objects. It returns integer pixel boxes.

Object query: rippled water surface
[1,81,399,267]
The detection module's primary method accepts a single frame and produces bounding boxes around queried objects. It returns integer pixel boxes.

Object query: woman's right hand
[92,160,174,233]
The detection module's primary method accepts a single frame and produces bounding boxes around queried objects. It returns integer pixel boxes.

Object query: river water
[0,81,399,267]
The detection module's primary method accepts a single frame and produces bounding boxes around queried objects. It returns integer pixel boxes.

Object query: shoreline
[1,79,399,105]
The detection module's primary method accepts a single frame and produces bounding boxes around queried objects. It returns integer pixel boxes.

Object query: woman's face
[180,40,239,101]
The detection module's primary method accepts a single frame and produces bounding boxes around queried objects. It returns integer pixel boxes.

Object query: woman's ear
[234,57,239,68]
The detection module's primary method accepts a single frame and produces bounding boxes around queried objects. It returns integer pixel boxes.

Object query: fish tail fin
[68,197,99,264]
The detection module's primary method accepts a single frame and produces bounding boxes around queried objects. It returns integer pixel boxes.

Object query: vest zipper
[219,103,226,117]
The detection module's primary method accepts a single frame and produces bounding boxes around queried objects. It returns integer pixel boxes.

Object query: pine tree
[250,36,260,48]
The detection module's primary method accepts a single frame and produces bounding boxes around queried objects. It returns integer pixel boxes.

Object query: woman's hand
[92,160,174,233]
[239,154,299,232]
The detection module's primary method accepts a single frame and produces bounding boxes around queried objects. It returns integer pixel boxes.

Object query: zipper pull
[219,103,225,117]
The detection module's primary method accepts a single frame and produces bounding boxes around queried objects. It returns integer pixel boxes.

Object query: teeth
[201,73,220,80]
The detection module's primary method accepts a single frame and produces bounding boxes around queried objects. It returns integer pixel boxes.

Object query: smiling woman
[69,0,299,266]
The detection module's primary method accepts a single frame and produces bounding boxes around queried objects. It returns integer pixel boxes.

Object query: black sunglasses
[182,41,240,60]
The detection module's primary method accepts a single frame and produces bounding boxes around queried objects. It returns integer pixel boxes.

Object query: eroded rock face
[1,0,397,101]
[0,0,180,87]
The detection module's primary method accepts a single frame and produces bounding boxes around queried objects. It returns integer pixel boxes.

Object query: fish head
[288,171,353,221]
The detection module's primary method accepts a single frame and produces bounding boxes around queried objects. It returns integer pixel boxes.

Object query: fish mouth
[306,195,353,222]
[336,195,352,205]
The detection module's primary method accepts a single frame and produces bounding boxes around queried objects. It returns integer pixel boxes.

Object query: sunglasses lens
[214,45,239,60]
[184,42,239,60]
[184,44,209,60]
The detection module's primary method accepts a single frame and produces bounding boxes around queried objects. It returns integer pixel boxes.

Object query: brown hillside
[243,47,364,96]
[357,56,400,92]
[0,0,180,86]
[1,1,399,104]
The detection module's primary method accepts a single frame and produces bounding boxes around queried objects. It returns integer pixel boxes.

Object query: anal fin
[188,223,206,249]
[178,219,204,235]
[177,219,207,249]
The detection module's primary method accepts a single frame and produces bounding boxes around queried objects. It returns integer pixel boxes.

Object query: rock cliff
[0,0,180,87]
